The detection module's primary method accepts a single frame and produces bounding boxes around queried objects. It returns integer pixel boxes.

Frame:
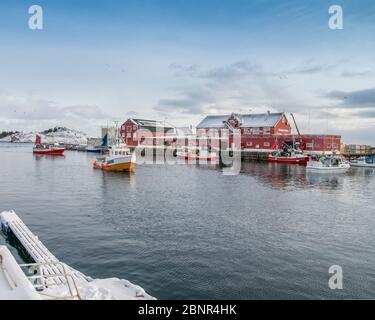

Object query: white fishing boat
[93,144,136,172]
[0,211,155,300]
[350,156,375,168]
[92,128,135,172]
[306,155,350,173]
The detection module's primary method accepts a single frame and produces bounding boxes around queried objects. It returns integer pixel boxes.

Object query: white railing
[19,261,82,300]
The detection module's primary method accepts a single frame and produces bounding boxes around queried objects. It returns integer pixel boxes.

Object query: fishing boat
[177,145,217,163]
[93,144,136,172]
[306,155,350,173]
[32,134,65,155]
[269,137,309,165]
[268,150,309,165]
[349,156,375,168]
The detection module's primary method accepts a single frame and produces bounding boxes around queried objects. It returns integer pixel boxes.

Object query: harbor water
[1,143,375,299]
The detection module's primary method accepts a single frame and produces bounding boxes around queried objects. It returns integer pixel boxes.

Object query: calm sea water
[1,143,375,299]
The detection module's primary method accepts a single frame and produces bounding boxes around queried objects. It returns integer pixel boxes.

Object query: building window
[253,128,259,134]
[256,144,259,149]
[247,141,253,146]
[306,142,313,149]
[127,133,131,138]
[264,142,270,147]
[264,127,270,135]
[127,126,132,132]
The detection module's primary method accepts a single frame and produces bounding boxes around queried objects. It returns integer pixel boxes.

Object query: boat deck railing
[0,211,87,297]
[19,261,82,300]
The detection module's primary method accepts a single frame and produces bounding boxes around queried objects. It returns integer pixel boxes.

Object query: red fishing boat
[33,134,65,155]
[268,152,309,165]
[268,137,309,165]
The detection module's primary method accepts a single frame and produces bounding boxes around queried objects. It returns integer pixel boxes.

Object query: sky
[0,0,374,143]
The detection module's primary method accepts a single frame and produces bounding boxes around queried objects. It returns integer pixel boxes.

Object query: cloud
[169,63,201,77]
[156,64,291,115]
[155,60,303,115]
[286,63,339,75]
[354,110,375,119]
[168,60,276,81]
[202,61,267,80]
[325,87,375,108]
[167,58,341,85]
[62,105,109,119]
[126,110,140,116]
[155,88,215,114]
[0,93,111,135]
[341,70,374,77]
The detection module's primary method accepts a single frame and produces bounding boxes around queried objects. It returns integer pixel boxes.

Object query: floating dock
[0,210,155,300]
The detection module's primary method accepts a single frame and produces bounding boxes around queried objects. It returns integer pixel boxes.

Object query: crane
[290,113,301,136]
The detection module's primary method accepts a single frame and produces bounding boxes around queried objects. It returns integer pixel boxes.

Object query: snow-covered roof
[196,113,285,129]
[131,119,174,129]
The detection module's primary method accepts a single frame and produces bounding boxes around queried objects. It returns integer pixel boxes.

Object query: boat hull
[268,156,309,165]
[350,163,375,168]
[86,149,101,153]
[93,159,135,172]
[306,166,350,173]
[33,148,65,155]
[101,161,135,172]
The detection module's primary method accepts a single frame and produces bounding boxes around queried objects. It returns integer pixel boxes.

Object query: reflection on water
[1,143,375,299]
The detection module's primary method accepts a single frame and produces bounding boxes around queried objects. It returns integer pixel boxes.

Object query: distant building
[120,118,176,147]
[343,144,373,155]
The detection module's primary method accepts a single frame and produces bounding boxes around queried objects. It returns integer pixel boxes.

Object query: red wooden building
[196,112,341,154]
[120,118,177,147]
[197,112,291,135]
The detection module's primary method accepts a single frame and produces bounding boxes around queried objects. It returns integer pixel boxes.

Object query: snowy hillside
[0,127,89,145]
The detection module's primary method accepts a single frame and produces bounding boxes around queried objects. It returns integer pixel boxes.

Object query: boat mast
[114,120,119,147]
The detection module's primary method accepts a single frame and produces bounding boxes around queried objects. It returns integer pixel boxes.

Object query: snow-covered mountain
[0,127,90,145]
